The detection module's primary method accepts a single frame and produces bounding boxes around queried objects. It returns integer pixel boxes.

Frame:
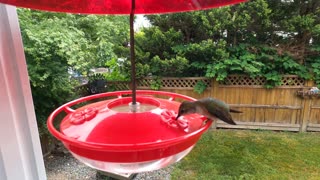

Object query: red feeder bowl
[47,90,211,173]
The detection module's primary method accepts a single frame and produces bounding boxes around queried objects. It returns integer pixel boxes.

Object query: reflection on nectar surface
[110,102,158,113]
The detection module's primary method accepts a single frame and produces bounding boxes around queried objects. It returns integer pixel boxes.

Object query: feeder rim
[47,90,212,151]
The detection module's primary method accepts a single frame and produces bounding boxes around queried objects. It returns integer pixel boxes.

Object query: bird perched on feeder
[176,98,242,125]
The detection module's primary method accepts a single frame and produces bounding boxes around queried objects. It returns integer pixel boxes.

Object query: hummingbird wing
[199,98,237,125]
[207,105,237,125]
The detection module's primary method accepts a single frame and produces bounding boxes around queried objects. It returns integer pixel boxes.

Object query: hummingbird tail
[221,119,237,125]
[230,109,242,113]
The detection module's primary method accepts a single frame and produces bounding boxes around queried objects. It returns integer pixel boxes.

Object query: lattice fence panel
[219,75,266,86]
[281,76,305,86]
[108,81,130,90]
[219,75,305,87]
[137,78,153,88]
[137,77,212,89]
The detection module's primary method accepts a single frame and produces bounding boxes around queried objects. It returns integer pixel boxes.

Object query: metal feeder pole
[130,0,136,105]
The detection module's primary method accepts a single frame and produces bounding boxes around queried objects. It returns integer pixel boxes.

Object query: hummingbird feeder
[47,90,211,173]
[0,0,246,174]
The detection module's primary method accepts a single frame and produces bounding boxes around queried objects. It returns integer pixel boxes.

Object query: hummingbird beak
[176,113,181,120]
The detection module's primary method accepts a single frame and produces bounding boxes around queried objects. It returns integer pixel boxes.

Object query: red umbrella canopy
[0,0,246,14]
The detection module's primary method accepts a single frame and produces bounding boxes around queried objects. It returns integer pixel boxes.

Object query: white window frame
[0,4,46,180]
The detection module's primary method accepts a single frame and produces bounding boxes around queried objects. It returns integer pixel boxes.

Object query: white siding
[0,4,46,180]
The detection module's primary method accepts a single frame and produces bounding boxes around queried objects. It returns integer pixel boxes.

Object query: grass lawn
[171,130,320,180]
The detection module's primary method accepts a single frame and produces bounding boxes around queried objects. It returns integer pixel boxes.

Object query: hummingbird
[176,98,242,125]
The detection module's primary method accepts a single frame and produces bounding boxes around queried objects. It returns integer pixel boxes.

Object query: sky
[134,15,151,31]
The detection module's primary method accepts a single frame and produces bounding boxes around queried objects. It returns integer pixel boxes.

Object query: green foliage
[18,9,79,133]
[134,27,188,77]
[148,11,212,43]
[310,57,320,88]
[174,39,229,77]
[137,0,320,87]
[63,14,130,74]
[205,44,311,87]
[135,63,151,78]
[172,130,320,179]
[104,58,129,81]
[135,27,183,59]
[150,77,162,90]
[194,81,207,94]
[149,56,189,77]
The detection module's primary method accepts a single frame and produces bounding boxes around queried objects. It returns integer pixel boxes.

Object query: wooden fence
[76,75,320,132]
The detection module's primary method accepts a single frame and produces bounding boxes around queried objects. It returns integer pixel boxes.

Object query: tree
[18,9,86,134]
[136,0,320,87]
[71,14,130,74]
[134,27,189,77]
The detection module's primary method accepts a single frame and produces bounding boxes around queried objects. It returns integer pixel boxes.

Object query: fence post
[300,80,314,132]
